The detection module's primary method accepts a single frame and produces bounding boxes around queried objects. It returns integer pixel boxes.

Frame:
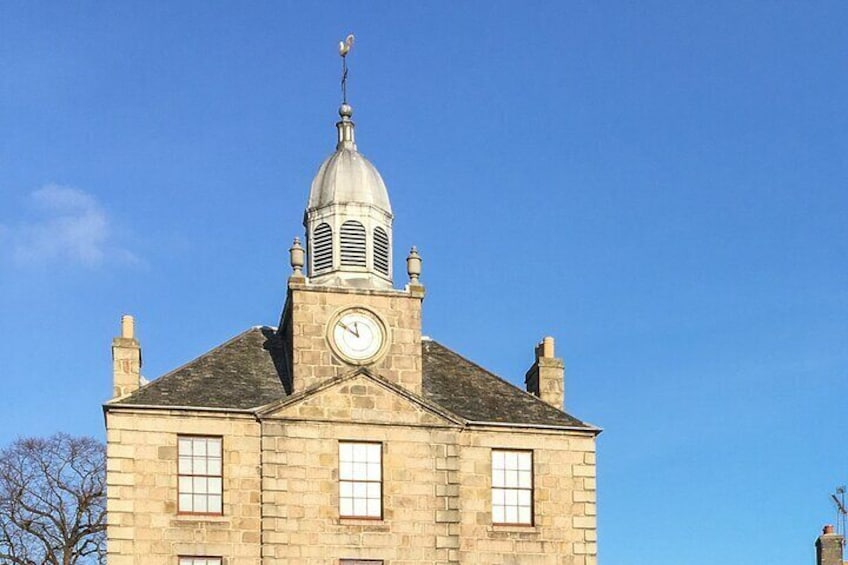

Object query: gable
[261,372,460,427]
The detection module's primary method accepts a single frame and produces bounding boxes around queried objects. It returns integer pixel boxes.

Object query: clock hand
[339,321,360,338]
[351,322,360,338]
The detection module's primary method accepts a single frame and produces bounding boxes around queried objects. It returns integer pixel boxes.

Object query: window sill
[488,524,540,537]
[338,518,389,530]
[172,514,230,526]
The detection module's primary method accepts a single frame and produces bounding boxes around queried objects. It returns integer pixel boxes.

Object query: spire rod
[339,34,355,105]
[336,34,357,150]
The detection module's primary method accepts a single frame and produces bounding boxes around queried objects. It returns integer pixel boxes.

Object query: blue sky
[1,2,846,564]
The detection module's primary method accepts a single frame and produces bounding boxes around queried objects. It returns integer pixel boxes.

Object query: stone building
[104,70,601,565]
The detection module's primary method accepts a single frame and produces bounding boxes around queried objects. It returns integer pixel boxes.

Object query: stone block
[573,516,596,529]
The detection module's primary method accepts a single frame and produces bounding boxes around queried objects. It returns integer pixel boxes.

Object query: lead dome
[302,104,395,289]
[307,150,392,213]
[307,105,391,213]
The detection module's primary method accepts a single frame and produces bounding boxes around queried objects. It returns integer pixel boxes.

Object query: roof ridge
[425,339,576,419]
[116,326,271,402]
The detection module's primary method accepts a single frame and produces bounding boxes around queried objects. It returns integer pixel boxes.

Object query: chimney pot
[542,336,555,358]
[121,314,135,339]
[824,525,835,535]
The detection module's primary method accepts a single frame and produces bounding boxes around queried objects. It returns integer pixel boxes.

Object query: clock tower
[279,100,426,396]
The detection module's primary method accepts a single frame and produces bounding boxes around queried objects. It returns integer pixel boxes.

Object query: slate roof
[113,327,595,430]
[116,327,289,410]
[421,340,591,428]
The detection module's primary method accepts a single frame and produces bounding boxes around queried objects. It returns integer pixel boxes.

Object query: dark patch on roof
[115,327,289,409]
[113,328,593,429]
[422,340,591,428]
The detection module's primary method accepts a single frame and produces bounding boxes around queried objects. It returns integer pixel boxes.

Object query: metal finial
[338,34,355,105]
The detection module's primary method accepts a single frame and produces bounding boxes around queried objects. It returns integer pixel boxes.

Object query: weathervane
[339,34,355,104]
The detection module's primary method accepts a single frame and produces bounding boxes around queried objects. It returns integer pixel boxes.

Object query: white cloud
[4,184,139,267]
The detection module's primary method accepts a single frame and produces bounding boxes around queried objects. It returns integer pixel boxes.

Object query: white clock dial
[331,310,385,362]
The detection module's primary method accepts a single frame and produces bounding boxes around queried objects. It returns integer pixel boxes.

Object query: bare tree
[0,434,105,565]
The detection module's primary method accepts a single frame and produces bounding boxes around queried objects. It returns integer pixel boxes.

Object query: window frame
[491,448,534,526]
[177,435,224,516]
[338,441,383,520]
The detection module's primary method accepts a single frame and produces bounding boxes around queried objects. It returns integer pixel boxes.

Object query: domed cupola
[303,103,394,288]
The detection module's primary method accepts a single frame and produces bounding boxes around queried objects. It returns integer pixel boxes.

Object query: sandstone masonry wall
[106,409,262,565]
[255,374,597,564]
[107,400,596,565]
[457,429,597,565]
[285,284,424,395]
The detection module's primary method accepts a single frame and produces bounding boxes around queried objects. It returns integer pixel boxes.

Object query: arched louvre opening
[373,227,390,276]
[312,223,333,273]
[340,220,367,266]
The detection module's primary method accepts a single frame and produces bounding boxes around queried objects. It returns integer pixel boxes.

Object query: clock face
[330,309,386,363]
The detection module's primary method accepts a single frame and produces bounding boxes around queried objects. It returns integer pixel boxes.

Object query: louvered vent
[312,223,333,273]
[340,220,367,266]
[374,227,390,276]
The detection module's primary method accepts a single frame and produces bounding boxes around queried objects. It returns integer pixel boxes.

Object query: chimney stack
[816,525,844,565]
[525,336,565,411]
[112,314,142,399]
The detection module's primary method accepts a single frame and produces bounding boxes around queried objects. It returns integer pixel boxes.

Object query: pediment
[257,369,462,427]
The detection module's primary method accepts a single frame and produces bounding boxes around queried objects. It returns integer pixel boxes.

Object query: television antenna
[831,486,847,539]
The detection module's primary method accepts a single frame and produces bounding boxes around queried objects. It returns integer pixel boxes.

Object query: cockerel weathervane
[339,34,355,105]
